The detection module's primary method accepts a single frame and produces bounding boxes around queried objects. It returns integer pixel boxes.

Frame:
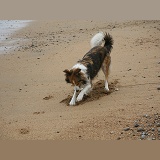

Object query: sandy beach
[0,20,160,140]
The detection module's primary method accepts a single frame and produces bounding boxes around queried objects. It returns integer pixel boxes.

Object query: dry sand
[0,20,160,140]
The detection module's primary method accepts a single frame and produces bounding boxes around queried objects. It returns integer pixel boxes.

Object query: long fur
[90,31,105,48]
[63,32,113,105]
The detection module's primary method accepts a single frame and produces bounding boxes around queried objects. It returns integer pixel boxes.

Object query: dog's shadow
[60,79,119,106]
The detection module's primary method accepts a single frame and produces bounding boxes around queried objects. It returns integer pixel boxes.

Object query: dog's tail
[90,32,113,53]
[90,31,105,48]
[103,33,113,54]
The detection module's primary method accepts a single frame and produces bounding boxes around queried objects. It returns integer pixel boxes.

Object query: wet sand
[0,20,160,140]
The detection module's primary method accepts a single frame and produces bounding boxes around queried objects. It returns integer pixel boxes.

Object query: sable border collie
[63,32,113,106]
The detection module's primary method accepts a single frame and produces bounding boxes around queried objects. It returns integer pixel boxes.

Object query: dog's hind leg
[102,56,111,92]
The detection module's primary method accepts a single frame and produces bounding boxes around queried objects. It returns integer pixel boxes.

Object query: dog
[63,32,113,106]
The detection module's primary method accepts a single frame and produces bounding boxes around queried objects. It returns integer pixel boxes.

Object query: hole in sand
[60,79,119,106]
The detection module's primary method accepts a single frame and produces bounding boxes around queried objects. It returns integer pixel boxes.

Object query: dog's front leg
[69,86,79,106]
[69,89,77,106]
[77,83,91,102]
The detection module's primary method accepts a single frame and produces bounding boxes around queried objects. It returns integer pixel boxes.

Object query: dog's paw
[104,88,110,92]
[76,94,83,102]
[69,100,76,106]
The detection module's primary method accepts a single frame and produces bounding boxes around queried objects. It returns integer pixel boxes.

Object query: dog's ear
[63,69,71,75]
[63,69,71,83]
[74,68,81,75]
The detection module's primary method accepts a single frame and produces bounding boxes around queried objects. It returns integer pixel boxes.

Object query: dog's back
[79,33,113,80]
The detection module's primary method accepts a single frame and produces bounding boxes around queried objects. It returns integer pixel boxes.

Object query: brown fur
[63,68,87,87]
[102,56,111,81]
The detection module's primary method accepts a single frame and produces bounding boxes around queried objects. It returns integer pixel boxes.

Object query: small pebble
[143,114,148,118]
[156,123,160,127]
[142,132,147,135]
[134,123,139,127]
[141,134,146,139]
[152,137,156,140]
[157,86,160,90]
[151,128,155,131]
[137,127,145,132]
[124,127,130,131]
[157,127,160,132]
[115,88,119,91]
[117,137,121,140]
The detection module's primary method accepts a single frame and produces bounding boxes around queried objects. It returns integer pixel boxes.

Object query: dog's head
[63,68,87,87]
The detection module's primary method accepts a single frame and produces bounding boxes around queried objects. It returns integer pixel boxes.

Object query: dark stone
[137,127,145,132]
[134,123,139,127]
[124,127,130,131]
[117,137,121,140]
[151,128,155,131]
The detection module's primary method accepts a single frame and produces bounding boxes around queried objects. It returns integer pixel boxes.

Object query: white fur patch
[69,89,77,106]
[90,31,105,48]
[76,83,91,102]
[72,63,87,73]
[105,80,109,91]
